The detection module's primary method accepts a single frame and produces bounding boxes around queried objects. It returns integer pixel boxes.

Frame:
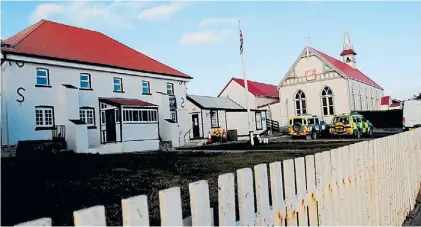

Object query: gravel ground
[403,187,421,226]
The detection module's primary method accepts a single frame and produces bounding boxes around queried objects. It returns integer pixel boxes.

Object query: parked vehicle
[330,114,373,138]
[288,114,330,140]
[402,100,421,131]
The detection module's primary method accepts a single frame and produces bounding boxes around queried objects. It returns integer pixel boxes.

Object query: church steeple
[340,28,357,68]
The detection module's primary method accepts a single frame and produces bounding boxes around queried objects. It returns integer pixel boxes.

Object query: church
[278,31,384,126]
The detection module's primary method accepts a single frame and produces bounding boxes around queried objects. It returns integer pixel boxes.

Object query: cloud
[199,18,238,27]
[179,31,216,45]
[29,1,147,29]
[179,29,234,45]
[138,2,188,21]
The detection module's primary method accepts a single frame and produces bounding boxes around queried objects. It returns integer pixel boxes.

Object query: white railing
[15,129,421,226]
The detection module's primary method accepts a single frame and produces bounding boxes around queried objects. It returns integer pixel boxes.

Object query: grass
[1,141,357,226]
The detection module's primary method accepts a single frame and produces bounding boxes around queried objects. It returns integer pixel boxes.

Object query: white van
[402,100,421,131]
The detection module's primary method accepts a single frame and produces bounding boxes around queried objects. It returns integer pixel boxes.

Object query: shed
[186,94,267,140]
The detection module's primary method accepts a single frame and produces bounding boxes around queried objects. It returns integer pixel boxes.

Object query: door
[192,114,200,138]
[105,109,117,142]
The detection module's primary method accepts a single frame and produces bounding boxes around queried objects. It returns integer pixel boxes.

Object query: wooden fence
[16,129,421,226]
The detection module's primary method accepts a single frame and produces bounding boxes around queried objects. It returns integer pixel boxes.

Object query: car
[402,100,421,131]
[288,114,330,140]
[329,114,374,138]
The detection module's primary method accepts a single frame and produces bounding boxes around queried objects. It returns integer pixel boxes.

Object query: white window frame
[80,108,95,127]
[36,68,50,86]
[170,110,177,122]
[321,86,334,116]
[142,80,150,94]
[166,82,174,95]
[113,77,123,92]
[294,90,307,116]
[80,73,91,89]
[351,86,356,110]
[210,110,219,128]
[35,106,54,127]
[122,109,158,123]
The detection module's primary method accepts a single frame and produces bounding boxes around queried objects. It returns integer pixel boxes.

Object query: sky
[1,1,420,100]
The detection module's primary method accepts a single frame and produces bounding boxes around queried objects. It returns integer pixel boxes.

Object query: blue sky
[1,1,420,100]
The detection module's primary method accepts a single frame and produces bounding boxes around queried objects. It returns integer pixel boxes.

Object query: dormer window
[346,57,351,62]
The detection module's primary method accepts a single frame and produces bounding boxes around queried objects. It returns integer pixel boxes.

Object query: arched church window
[366,88,371,110]
[359,88,363,110]
[294,90,307,116]
[321,86,334,115]
[351,86,356,110]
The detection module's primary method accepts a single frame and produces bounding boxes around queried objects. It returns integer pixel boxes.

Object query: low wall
[15,128,421,226]
[356,109,403,128]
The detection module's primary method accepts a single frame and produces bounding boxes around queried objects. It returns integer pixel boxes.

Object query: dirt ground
[1,138,360,226]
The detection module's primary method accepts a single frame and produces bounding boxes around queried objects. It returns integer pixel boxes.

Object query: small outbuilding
[186,95,267,141]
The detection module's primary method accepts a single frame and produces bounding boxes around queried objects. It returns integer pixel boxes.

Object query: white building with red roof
[218,77,281,123]
[1,20,192,152]
[278,31,384,125]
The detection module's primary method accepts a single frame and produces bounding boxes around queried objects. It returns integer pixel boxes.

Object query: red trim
[380,96,390,105]
[340,49,357,56]
[257,100,280,108]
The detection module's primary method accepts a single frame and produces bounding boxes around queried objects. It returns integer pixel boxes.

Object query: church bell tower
[340,29,357,68]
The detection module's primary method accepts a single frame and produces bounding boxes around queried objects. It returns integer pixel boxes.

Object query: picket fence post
[189,180,212,226]
[269,161,286,227]
[254,164,272,226]
[121,195,149,226]
[304,155,318,226]
[73,205,106,226]
[14,218,52,226]
[159,187,183,226]
[218,173,236,226]
[237,168,255,226]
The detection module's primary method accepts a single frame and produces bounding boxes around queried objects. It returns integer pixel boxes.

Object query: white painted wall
[201,109,227,136]
[279,76,350,126]
[348,79,384,111]
[256,96,278,107]
[226,111,267,136]
[218,81,256,109]
[122,123,158,141]
[259,102,282,124]
[1,55,190,148]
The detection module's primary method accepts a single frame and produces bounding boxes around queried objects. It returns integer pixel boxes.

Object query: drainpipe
[1,54,9,145]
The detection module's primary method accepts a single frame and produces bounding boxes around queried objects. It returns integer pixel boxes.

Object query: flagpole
[239,20,254,146]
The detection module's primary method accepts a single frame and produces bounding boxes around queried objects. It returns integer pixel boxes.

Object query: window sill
[79,88,93,91]
[142,93,152,96]
[35,126,55,131]
[167,94,175,96]
[87,126,97,129]
[211,126,220,129]
[113,90,125,93]
[35,85,52,88]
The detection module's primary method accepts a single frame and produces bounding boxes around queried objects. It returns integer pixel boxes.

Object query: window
[376,93,380,110]
[142,81,150,94]
[36,68,50,86]
[115,109,120,123]
[101,111,106,124]
[122,109,158,123]
[294,90,307,116]
[170,110,177,122]
[321,86,334,116]
[80,73,91,89]
[359,89,363,110]
[255,112,262,130]
[80,108,95,127]
[315,118,320,124]
[308,118,315,124]
[210,110,219,128]
[35,106,54,128]
[371,92,376,110]
[351,86,356,110]
[113,77,123,92]
[166,82,174,95]
[366,89,371,110]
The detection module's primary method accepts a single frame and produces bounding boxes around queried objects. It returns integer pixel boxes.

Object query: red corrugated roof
[381,96,391,105]
[312,47,382,89]
[102,98,157,107]
[1,20,190,79]
[218,77,279,98]
[340,49,357,56]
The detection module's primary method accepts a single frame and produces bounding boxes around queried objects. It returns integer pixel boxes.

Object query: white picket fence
[16,129,421,226]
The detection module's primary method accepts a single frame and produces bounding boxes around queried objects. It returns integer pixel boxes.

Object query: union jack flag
[239,29,244,55]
